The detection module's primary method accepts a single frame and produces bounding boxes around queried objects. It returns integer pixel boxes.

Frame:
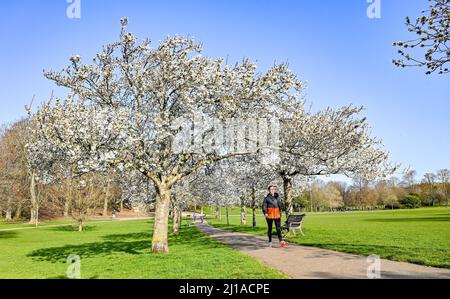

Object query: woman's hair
[267,184,277,191]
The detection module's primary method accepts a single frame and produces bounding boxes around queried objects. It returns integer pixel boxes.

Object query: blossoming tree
[30,18,303,253]
[275,105,397,217]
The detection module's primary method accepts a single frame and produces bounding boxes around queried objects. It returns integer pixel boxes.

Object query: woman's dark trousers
[266,218,282,242]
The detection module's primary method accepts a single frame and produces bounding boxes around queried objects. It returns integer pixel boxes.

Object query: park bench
[281,214,306,237]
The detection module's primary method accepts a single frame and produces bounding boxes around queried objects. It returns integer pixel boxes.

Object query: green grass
[0,218,109,230]
[0,219,286,278]
[208,207,450,269]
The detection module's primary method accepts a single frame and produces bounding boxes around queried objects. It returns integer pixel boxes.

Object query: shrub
[385,202,403,210]
[399,195,421,209]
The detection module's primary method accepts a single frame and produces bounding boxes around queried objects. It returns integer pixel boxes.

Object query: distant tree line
[292,169,450,212]
[0,119,153,230]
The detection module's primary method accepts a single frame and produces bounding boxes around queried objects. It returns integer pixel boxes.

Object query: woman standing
[262,185,286,248]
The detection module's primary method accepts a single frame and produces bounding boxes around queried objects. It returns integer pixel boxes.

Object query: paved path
[196,223,450,279]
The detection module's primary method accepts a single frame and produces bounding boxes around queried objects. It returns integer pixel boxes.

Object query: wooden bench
[282,214,306,237]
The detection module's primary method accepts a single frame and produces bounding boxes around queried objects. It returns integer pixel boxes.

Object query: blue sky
[0,0,449,181]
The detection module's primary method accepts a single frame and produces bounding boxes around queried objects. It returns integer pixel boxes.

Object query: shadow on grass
[364,217,450,223]
[28,226,224,263]
[102,232,150,241]
[165,226,227,249]
[28,239,149,263]
[0,231,18,239]
[47,225,98,232]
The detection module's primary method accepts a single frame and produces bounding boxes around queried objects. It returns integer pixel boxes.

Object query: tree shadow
[28,239,150,263]
[27,226,223,263]
[48,225,98,232]
[0,231,18,239]
[102,232,150,241]
[165,226,226,249]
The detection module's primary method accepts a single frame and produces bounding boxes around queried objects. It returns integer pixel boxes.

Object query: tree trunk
[241,206,246,225]
[172,204,181,236]
[35,209,39,227]
[64,179,72,217]
[226,206,229,225]
[200,206,204,216]
[14,202,22,220]
[103,197,108,217]
[251,188,256,228]
[5,197,12,221]
[63,195,72,217]
[5,209,12,221]
[252,206,256,228]
[218,206,221,221]
[151,185,171,253]
[29,208,36,224]
[283,176,294,218]
[240,196,246,225]
[446,186,449,208]
[64,202,69,217]
[78,220,83,232]
[103,180,110,217]
[29,172,39,225]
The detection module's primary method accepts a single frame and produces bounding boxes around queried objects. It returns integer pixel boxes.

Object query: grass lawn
[0,219,286,278]
[208,207,450,269]
[0,218,110,230]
